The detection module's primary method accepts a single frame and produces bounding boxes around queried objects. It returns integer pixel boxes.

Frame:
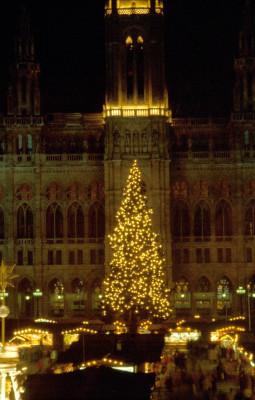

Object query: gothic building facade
[0,0,254,321]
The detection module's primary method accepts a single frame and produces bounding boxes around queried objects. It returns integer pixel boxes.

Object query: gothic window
[175,277,190,308]
[217,276,232,312]
[88,202,105,239]
[215,180,231,198]
[17,134,23,154]
[141,132,148,153]
[88,182,105,202]
[196,276,211,292]
[46,203,63,238]
[194,201,211,237]
[244,180,255,197]
[18,278,33,318]
[137,36,144,97]
[72,278,84,295]
[244,130,250,149]
[67,203,84,238]
[173,202,190,237]
[180,135,188,151]
[49,278,64,317]
[215,200,232,236]
[245,200,255,235]
[126,36,134,97]
[192,136,208,151]
[125,35,145,99]
[26,134,32,154]
[172,181,188,199]
[193,181,209,199]
[0,208,4,239]
[16,183,34,201]
[67,182,84,201]
[17,204,33,238]
[46,183,63,201]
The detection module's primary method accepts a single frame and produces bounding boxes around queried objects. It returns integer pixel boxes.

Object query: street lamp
[33,289,43,318]
[222,293,228,323]
[236,286,246,315]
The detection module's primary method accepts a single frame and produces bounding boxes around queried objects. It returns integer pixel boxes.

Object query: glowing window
[126,36,133,45]
[193,181,209,198]
[172,181,188,199]
[137,36,144,44]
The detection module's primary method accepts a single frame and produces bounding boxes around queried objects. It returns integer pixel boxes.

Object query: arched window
[215,200,232,237]
[17,134,23,154]
[173,203,190,237]
[0,208,4,239]
[67,203,84,238]
[46,183,63,201]
[18,278,34,318]
[87,182,105,202]
[27,134,32,154]
[88,202,105,239]
[137,36,144,97]
[196,276,211,292]
[49,278,64,317]
[215,180,231,198]
[245,200,255,235]
[194,201,211,237]
[193,181,209,199]
[172,181,188,199]
[175,277,190,309]
[16,183,34,201]
[17,204,33,238]
[217,276,232,314]
[126,35,145,100]
[126,36,134,97]
[46,203,63,238]
[67,183,84,201]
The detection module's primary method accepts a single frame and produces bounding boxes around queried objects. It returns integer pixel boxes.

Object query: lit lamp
[222,293,228,323]
[236,286,246,316]
[33,289,43,318]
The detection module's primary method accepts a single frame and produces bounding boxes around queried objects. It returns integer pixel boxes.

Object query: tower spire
[232,0,255,114]
[7,5,40,116]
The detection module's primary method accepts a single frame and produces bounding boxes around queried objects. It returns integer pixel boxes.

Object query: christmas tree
[102,160,170,332]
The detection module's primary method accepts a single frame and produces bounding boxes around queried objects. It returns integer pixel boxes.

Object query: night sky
[0,0,247,116]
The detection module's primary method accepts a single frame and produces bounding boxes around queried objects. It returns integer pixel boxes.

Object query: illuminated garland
[61,327,97,335]
[102,160,170,320]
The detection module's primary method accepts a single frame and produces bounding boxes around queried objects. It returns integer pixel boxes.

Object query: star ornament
[0,261,18,291]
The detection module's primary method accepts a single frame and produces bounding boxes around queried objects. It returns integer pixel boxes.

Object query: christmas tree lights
[102,160,170,329]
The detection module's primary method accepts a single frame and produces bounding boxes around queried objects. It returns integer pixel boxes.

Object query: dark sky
[0,0,247,116]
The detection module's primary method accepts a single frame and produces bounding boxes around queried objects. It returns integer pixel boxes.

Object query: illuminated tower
[104,0,172,286]
[7,6,41,116]
[233,0,255,113]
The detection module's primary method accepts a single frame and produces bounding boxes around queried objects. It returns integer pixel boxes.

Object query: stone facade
[0,0,255,321]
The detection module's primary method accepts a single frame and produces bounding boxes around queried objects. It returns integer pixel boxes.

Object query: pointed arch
[196,276,211,292]
[215,200,232,236]
[17,203,33,238]
[46,203,63,238]
[67,202,84,238]
[88,202,105,239]
[194,201,211,237]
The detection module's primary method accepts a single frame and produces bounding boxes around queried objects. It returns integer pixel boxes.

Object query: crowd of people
[149,345,255,400]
